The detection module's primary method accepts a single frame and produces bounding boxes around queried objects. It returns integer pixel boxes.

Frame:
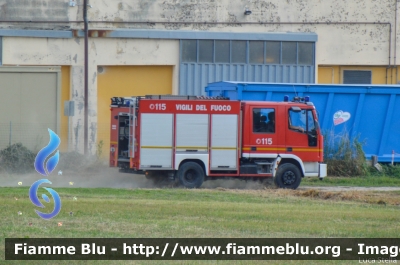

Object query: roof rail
[111,95,231,106]
[145,95,198,100]
[196,95,230,100]
[145,95,230,100]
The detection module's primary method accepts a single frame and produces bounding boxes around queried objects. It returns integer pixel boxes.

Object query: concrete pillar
[70,65,84,153]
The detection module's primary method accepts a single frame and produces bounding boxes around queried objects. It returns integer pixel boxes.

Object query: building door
[97,66,173,157]
[0,67,60,151]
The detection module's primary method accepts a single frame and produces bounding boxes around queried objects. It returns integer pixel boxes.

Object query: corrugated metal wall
[179,63,315,96]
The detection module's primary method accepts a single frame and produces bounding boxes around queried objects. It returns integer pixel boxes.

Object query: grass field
[1,186,400,265]
[302,175,400,187]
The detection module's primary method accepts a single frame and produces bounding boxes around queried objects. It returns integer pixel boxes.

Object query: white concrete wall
[1,0,398,66]
[65,0,398,66]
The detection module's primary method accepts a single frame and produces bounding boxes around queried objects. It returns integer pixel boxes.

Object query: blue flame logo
[30,129,62,220]
[34,129,60,176]
[29,179,61,220]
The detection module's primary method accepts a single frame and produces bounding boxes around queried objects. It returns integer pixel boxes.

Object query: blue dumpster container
[206,81,400,163]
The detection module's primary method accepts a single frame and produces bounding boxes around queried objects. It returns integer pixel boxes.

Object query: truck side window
[253,108,275,133]
[307,110,316,132]
[288,109,307,132]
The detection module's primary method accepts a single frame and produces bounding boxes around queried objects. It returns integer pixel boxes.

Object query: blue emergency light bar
[284,95,289,102]
[283,95,311,103]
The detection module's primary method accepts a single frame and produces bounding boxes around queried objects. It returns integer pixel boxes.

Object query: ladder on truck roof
[128,99,136,158]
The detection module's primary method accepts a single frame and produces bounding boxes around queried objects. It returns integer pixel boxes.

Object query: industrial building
[0,0,398,154]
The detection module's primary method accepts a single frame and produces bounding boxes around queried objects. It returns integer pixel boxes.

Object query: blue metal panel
[358,95,388,157]
[386,95,400,160]
[205,81,400,162]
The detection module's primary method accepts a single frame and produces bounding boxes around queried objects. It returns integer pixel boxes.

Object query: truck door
[140,113,174,169]
[285,107,319,161]
[245,106,283,158]
[210,114,238,170]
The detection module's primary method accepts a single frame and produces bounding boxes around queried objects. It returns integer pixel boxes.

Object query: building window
[298,42,313,65]
[198,40,213,63]
[343,70,372,84]
[181,40,314,66]
[215,40,230,63]
[266,41,280,64]
[231,41,246,64]
[249,41,264,64]
[282,42,297,65]
[181,40,197,62]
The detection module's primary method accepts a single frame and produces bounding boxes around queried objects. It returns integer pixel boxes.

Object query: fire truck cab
[109,95,327,189]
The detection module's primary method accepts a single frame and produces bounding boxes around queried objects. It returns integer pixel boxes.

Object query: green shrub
[384,165,400,177]
[323,130,368,177]
[0,143,36,173]
[369,164,400,178]
[96,140,104,160]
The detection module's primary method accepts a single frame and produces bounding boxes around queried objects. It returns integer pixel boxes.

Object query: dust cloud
[0,166,274,190]
[0,167,154,189]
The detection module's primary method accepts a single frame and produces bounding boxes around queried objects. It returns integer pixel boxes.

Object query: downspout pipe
[395,0,398,84]
[83,0,89,155]
[387,22,392,84]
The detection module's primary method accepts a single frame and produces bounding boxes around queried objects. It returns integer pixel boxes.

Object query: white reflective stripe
[242,153,278,158]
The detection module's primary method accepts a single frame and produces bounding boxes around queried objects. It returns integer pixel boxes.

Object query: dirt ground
[1,167,400,192]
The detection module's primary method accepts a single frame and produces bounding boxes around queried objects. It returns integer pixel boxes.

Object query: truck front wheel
[274,163,302,189]
[178,162,205,189]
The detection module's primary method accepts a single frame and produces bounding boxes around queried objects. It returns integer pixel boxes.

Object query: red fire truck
[109,95,327,189]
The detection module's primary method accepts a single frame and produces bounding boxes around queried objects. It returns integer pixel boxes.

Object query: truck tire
[274,163,302,189]
[178,162,205,189]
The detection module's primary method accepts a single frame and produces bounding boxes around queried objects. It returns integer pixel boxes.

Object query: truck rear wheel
[274,163,301,189]
[178,162,205,189]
